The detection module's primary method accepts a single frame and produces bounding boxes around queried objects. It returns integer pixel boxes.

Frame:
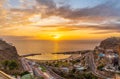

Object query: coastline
[26,50,87,62]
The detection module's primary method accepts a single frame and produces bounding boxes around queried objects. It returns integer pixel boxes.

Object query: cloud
[39,26,79,32]
[0,35,34,40]
[0,1,32,29]
[0,0,120,37]
[2,0,120,24]
[34,0,120,19]
[73,22,120,33]
[90,31,113,34]
[36,0,56,9]
[9,0,120,20]
[29,15,70,26]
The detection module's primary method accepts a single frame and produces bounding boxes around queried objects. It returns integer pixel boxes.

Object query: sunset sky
[0,0,120,40]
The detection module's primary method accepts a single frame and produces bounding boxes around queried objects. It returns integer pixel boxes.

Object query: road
[21,58,56,79]
[32,67,50,79]
[86,52,113,79]
[44,65,65,79]
[21,58,33,75]
[0,71,16,79]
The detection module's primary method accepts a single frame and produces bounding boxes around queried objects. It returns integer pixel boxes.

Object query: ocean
[7,40,100,60]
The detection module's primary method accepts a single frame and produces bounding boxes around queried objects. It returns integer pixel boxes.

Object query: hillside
[99,37,120,54]
[0,39,23,74]
[0,39,19,60]
[99,37,120,49]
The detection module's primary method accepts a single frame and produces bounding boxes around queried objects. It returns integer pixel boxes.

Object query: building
[112,54,119,70]
[60,67,69,73]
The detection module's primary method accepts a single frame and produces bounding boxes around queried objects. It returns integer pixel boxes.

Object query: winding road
[86,52,113,79]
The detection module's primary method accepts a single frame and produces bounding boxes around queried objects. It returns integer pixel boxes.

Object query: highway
[21,58,33,75]
[86,52,113,79]
[32,67,49,79]
[44,65,65,79]
[21,58,55,79]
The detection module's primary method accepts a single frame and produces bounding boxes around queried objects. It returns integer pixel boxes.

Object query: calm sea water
[7,40,100,60]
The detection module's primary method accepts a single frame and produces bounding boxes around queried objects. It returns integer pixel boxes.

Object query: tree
[1,60,18,70]
[20,71,30,76]
[9,60,18,70]
[97,64,104,71]
[38,76,44,79]
[2,60,9,70]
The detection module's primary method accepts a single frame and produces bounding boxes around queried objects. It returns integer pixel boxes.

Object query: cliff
[0,39,19,60]
[0,39,23,74]
[99,37,120,54]
[99,37,120,49]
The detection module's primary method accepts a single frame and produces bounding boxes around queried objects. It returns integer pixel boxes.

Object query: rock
[0,39,19,60]
[0,39,23,74]
[99,37,120,49]
[97,37,120,55]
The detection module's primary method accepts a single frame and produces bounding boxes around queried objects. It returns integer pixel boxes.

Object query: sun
[52,34,61,40]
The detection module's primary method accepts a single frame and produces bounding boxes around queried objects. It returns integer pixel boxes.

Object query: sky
[0,0,120,40]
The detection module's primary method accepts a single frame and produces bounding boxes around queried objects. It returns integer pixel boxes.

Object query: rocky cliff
[99,37,120,49]
[97,37,120,55]
[0,39,19,60]
[0,39,23,74]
